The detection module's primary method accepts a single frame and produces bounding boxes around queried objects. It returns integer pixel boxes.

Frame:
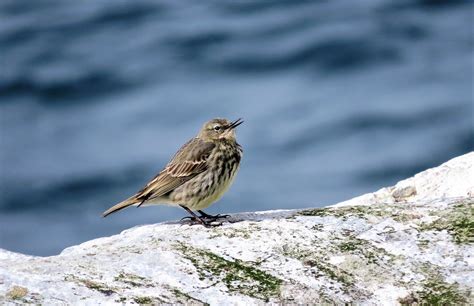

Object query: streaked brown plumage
[102,118,243,226]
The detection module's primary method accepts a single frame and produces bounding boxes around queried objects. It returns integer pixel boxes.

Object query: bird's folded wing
[135,138,215,201]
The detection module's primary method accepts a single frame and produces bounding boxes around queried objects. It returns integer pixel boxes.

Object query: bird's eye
[213,125,221,131]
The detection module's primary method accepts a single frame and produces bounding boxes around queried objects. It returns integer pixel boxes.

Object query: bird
[102,118,243,227]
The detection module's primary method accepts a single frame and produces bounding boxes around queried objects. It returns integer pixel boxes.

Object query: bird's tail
[102,196,141,217]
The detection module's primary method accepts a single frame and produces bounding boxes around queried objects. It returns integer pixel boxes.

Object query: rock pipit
[102,118,243,227]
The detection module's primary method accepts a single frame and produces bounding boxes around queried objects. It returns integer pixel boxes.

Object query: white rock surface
[1,153,473,305]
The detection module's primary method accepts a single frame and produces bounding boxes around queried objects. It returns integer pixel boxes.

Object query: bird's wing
[134,138,215,202]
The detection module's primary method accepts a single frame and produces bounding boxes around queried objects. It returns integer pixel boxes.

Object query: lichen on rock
[176,242,282,301]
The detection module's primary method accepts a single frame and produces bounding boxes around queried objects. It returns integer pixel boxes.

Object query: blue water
[0,0,472,256]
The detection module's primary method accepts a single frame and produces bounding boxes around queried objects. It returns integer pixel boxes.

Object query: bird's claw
[180,216,195,221]
[213,214,230,219]
[198,212,230,220]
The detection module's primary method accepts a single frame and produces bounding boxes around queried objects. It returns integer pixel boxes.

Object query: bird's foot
[198,210,230,222]
[180,216,223,227]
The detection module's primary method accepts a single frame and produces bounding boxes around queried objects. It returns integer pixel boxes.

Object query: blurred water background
[1,0,473,256]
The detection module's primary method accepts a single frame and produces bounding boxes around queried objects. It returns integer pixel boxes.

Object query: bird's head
[198,118,243,141]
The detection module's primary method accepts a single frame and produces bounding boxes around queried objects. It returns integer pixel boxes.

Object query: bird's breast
[170,144,241,209]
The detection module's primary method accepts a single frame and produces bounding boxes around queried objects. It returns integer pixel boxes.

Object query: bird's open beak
[227,118,244,130]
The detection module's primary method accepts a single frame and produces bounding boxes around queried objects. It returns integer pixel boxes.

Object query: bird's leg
[179,205,201,222]
[180,205,222,227]
[198,210,230,221]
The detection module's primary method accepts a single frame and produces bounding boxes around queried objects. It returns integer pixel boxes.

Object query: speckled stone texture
[1,153,473,305]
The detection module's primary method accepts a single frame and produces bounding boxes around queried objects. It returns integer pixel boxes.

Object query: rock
[5,286,28,300]
[392,185,417,201]
[0,153,473,305]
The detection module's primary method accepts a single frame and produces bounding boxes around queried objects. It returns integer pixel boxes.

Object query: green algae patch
[280,236,399,297]
[280,244,355,289]
[299,207,330,217]
[303,259,354,287]
[80,279,115,296]
[171,288,209,305]
[300,199,473,245]
[133,296,153,304]
[114,272,153,288]
[65,275,116,296]
[419,202,474,244]
[116,295,167,304]
[299,204,406,221]
[402,262,472,305]
[299,204,394,219]
[337,237,396,264]
[338,239,365,252]
[400,278,467,305]
[176,243,282,301]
